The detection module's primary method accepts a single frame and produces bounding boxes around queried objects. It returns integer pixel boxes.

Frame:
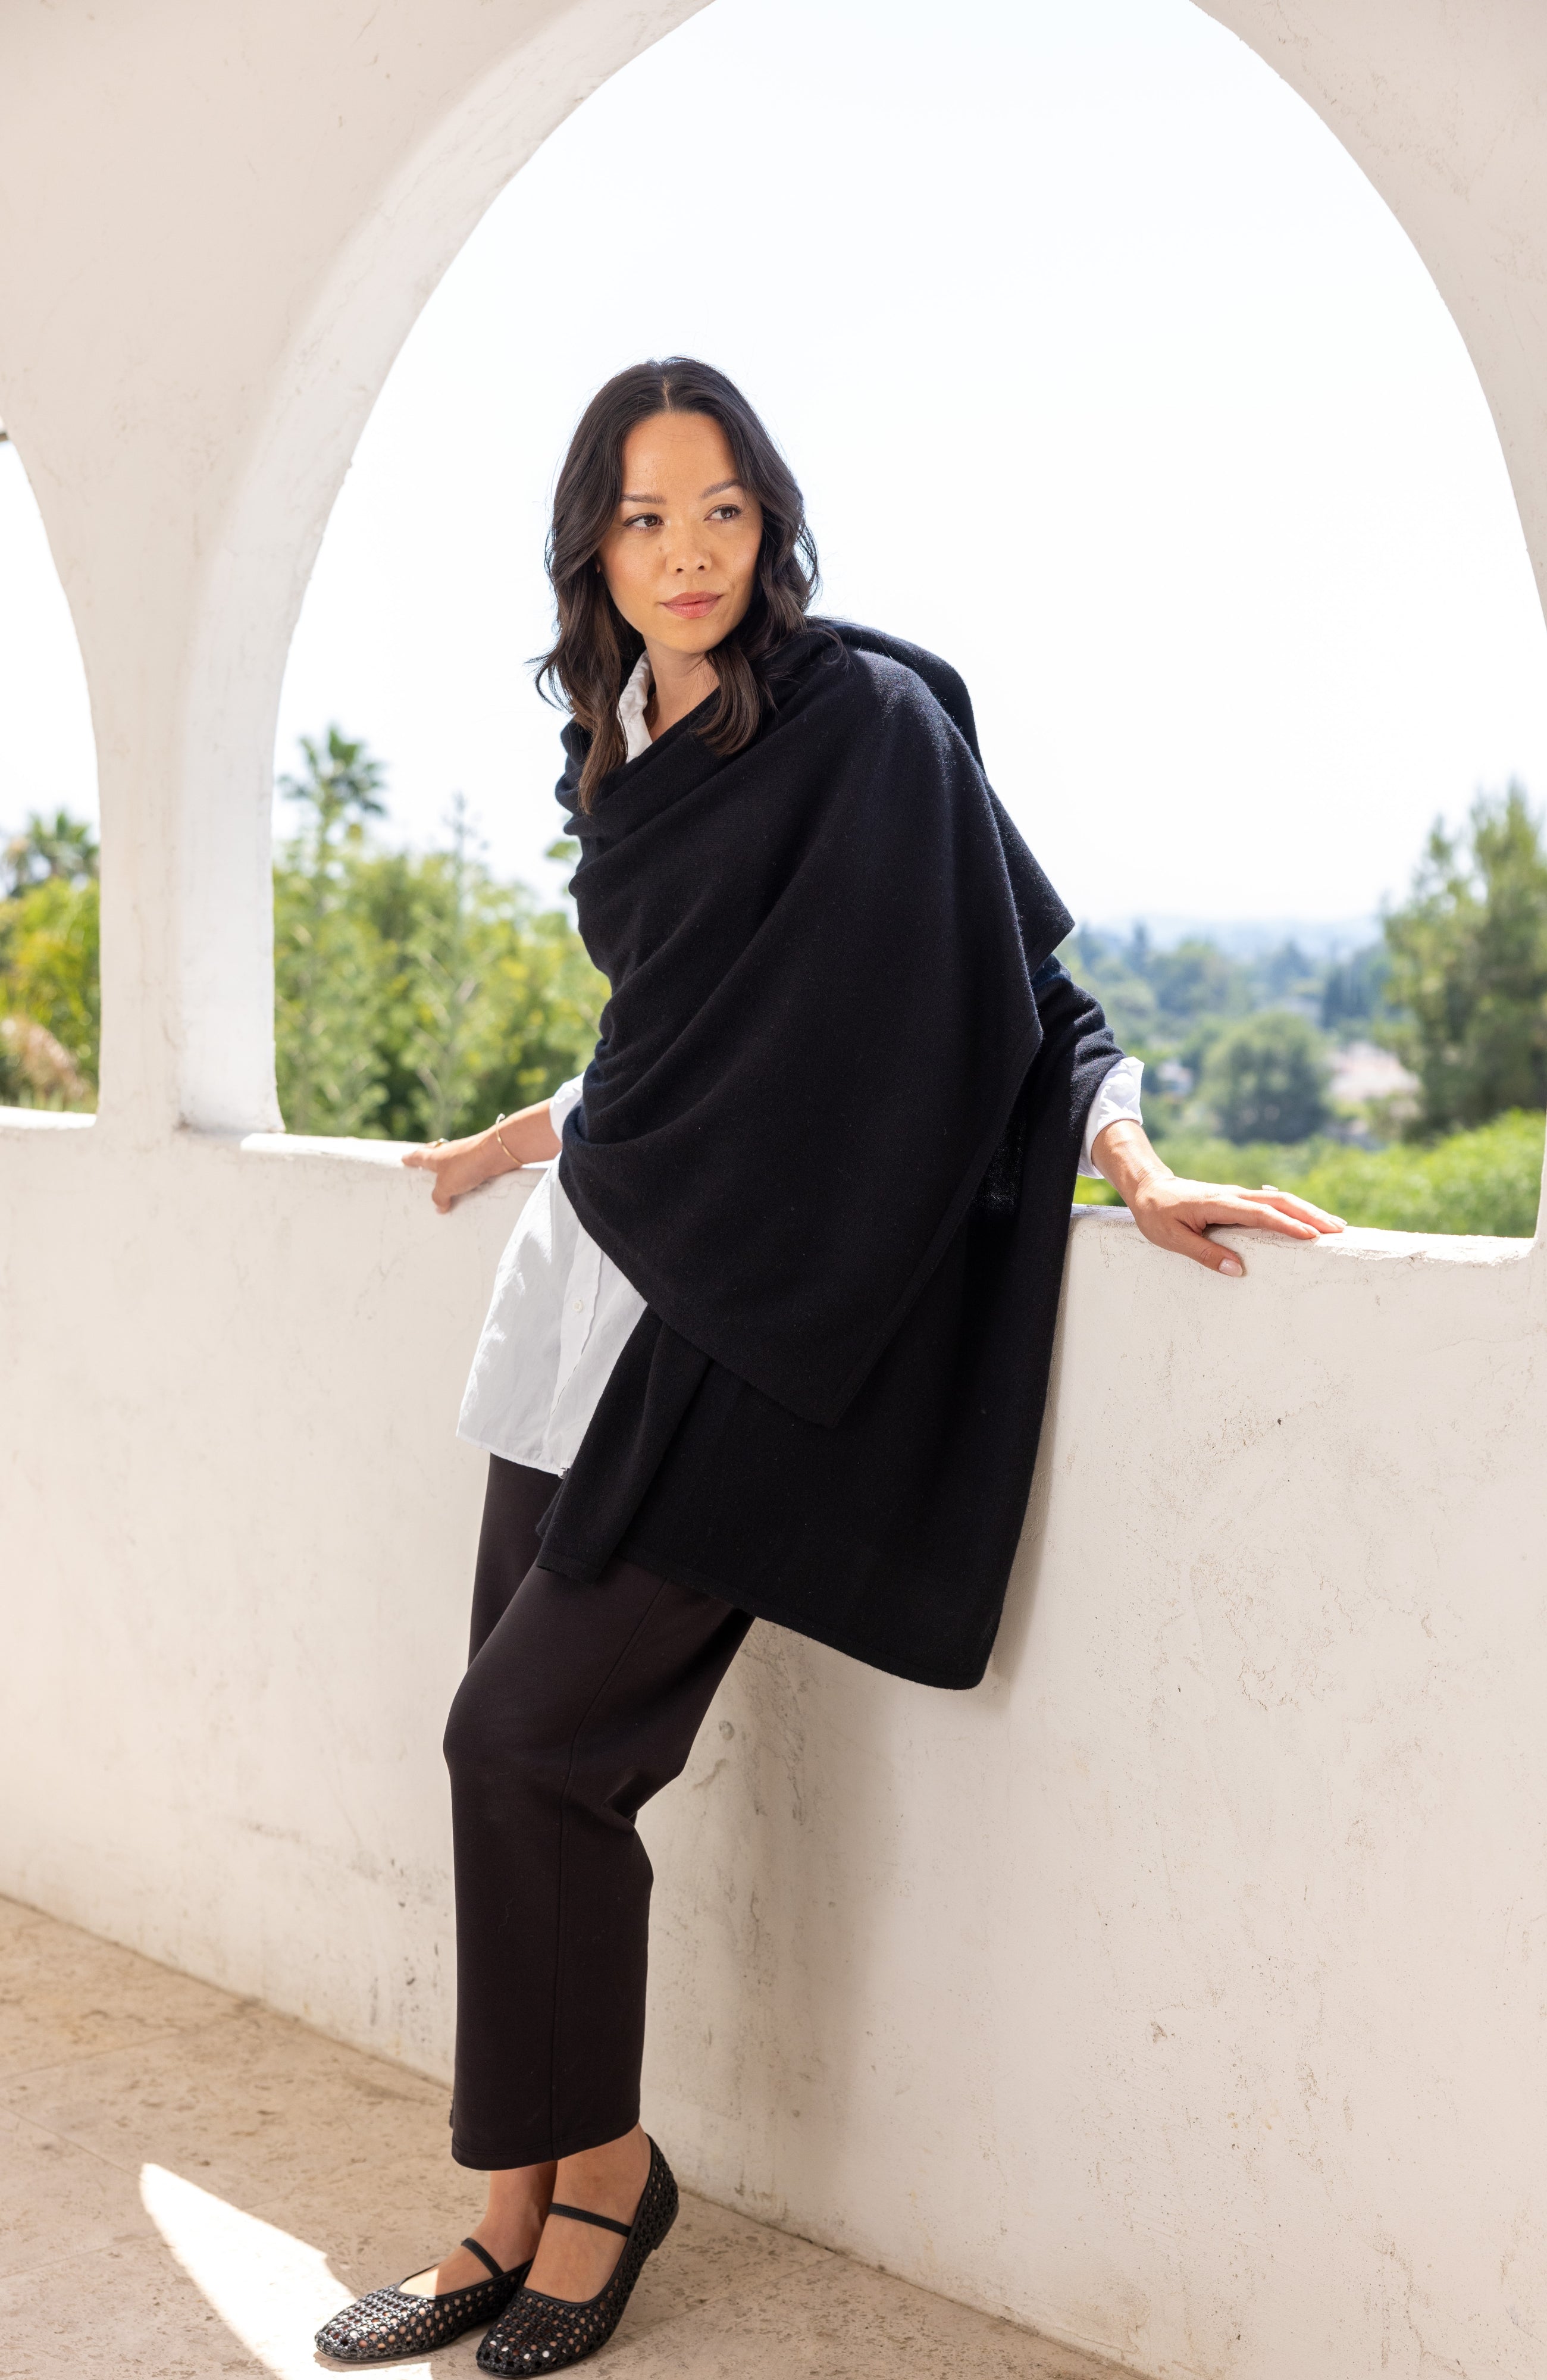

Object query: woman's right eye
[622,512,662,531]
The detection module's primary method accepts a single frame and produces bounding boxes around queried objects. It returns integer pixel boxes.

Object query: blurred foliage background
[3,735,1545,1235]
[1064,782,1547,1235]
[0,729,603,1141]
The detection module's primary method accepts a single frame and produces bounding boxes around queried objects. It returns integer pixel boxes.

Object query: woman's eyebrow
[619,478,743,505]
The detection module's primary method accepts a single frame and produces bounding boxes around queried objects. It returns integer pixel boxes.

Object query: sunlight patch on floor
[139,2161,426,2379]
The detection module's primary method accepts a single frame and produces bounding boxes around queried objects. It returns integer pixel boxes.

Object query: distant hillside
[1089,915,1378,960]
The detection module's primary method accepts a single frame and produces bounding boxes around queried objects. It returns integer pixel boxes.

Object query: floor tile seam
[0,2103,438,2291]
[0,1913,51,1942]
[15,1979,456,2105]
[0,1976,418,2091]
[1,1928,454,2100]
[0,2007,242,2090]
[0,1915,266,2019]
[1,2088,470,2226]
[0,2112,462,2296]
[0,2095,164,2182]
[0,2221,162,2287]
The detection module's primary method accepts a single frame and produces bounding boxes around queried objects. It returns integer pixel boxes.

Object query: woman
[316,360,1342,2373]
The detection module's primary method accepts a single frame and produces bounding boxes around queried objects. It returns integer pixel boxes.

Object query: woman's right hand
[401,1101,560,1214]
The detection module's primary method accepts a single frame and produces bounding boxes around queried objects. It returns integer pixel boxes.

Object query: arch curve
[0,0,707,1137]
[4,0,1545,1175]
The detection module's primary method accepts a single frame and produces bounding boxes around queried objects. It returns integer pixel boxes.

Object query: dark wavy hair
[537,358,819,810]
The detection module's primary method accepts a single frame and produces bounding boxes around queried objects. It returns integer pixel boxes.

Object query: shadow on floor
[0,1894,1122,2380]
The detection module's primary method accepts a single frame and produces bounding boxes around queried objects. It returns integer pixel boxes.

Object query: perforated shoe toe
[316,2238,528,2365]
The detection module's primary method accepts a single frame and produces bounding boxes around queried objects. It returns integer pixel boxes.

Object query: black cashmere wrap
[539,620,1122,1690]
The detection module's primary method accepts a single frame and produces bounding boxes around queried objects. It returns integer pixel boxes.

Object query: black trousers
[443,1456,753,2170]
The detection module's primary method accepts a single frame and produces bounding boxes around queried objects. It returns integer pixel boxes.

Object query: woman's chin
[653,627,726,659]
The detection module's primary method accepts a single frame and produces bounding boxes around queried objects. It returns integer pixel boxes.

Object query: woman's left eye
[708,505,741,521]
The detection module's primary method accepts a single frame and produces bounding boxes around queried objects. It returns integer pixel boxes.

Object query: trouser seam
[547,1579,674,2160]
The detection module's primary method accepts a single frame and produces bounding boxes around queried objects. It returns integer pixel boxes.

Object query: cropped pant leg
[444,1455,751,2170]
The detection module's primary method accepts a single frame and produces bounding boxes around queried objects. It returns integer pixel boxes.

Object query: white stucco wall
[3,6,1547,2378]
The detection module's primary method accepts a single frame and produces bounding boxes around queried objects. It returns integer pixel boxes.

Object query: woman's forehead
[619,411,737,493]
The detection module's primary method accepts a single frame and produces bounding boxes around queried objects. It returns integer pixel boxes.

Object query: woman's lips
[662,591,722,617]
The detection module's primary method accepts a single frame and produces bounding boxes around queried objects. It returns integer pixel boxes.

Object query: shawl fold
[557,621,1074,1429]
[539,621,1122,1689]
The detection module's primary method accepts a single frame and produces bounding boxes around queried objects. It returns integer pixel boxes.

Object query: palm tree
[273,728,389,1136]
[277,725,387,865]
[2,809,99,897]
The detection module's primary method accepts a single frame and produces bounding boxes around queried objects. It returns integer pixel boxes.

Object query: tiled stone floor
[0,1894,1122,2379]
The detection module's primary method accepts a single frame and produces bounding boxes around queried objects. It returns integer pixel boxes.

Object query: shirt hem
[456,1424,569,1471]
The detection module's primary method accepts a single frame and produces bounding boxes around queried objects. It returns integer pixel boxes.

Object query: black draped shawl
[537,621,1122,1689]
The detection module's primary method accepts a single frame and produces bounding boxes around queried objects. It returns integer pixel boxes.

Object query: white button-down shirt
[458,653,1144,1475]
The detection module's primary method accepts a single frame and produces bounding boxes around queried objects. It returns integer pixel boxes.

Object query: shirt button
[572,1299,584,1312]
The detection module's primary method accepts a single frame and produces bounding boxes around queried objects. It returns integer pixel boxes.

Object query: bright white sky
[4,0,1546,934]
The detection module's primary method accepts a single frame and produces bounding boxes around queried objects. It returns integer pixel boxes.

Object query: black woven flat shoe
[316,2237,530,2364]
[475,2138,678,2375]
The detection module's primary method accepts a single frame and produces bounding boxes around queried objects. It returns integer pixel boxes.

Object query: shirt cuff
[1079,1055,1144,1178]
[549,1076,585,1135]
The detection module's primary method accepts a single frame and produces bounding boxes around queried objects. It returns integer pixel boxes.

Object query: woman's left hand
[1090,1120,1345,1277]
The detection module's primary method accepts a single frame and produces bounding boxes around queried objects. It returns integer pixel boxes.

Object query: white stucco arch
[0,0,710,1138]
[4,13,1547,2379]
[1,0,1543,1157]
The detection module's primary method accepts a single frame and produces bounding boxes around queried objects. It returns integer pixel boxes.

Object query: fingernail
[1219,1256,1244,1277]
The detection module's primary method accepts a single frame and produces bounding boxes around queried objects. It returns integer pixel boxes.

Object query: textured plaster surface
[0,1896,1118,2380]
[3,1114,1545,2378]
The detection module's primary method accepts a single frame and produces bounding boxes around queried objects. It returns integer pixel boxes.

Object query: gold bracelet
[493,1113,520,1166]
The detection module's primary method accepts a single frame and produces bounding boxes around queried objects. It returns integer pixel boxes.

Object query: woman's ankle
[553,2125,650,2218]
[480,2158,558,2264]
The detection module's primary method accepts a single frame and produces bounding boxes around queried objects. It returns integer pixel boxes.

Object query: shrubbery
[1,732,605,1136]
[0,813,100,1106]
[4,739,1545,1235]
[270,730,603,1141]
[1076,1111,1545,1238]
[1197,1010,1331,1144]
[1382,786,1547,1131]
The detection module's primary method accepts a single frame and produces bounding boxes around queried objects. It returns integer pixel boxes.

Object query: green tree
[0,873,100,1106]
[1057,926,1159,1051]
[1149,936,1251,1025]
[1251,939,1316,1006]
[1200,1009,1331,1143]
[1321,943,1390,1038]
[2,807,99,897]
[274,726,391,1135]
[455,903,605,1133]
[331,841,603,1144]
[1294,1110,1543,1236]
[1381,785,1547,1132]
[0,762,602,1132]
[271,730,605,1141]
[0,806,101,1108]
[403,794,483,1143]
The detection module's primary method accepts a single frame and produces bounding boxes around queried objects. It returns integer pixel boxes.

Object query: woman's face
[597,412,764,661]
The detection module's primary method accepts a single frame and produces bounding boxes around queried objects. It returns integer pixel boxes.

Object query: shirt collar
[618,652,653,762]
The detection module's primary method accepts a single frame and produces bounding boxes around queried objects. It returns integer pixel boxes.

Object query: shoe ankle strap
[546,2202,632,2239]
[461,2236,508,2280]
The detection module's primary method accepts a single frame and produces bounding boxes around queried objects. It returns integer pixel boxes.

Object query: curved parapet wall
[1,7,1546,2378]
